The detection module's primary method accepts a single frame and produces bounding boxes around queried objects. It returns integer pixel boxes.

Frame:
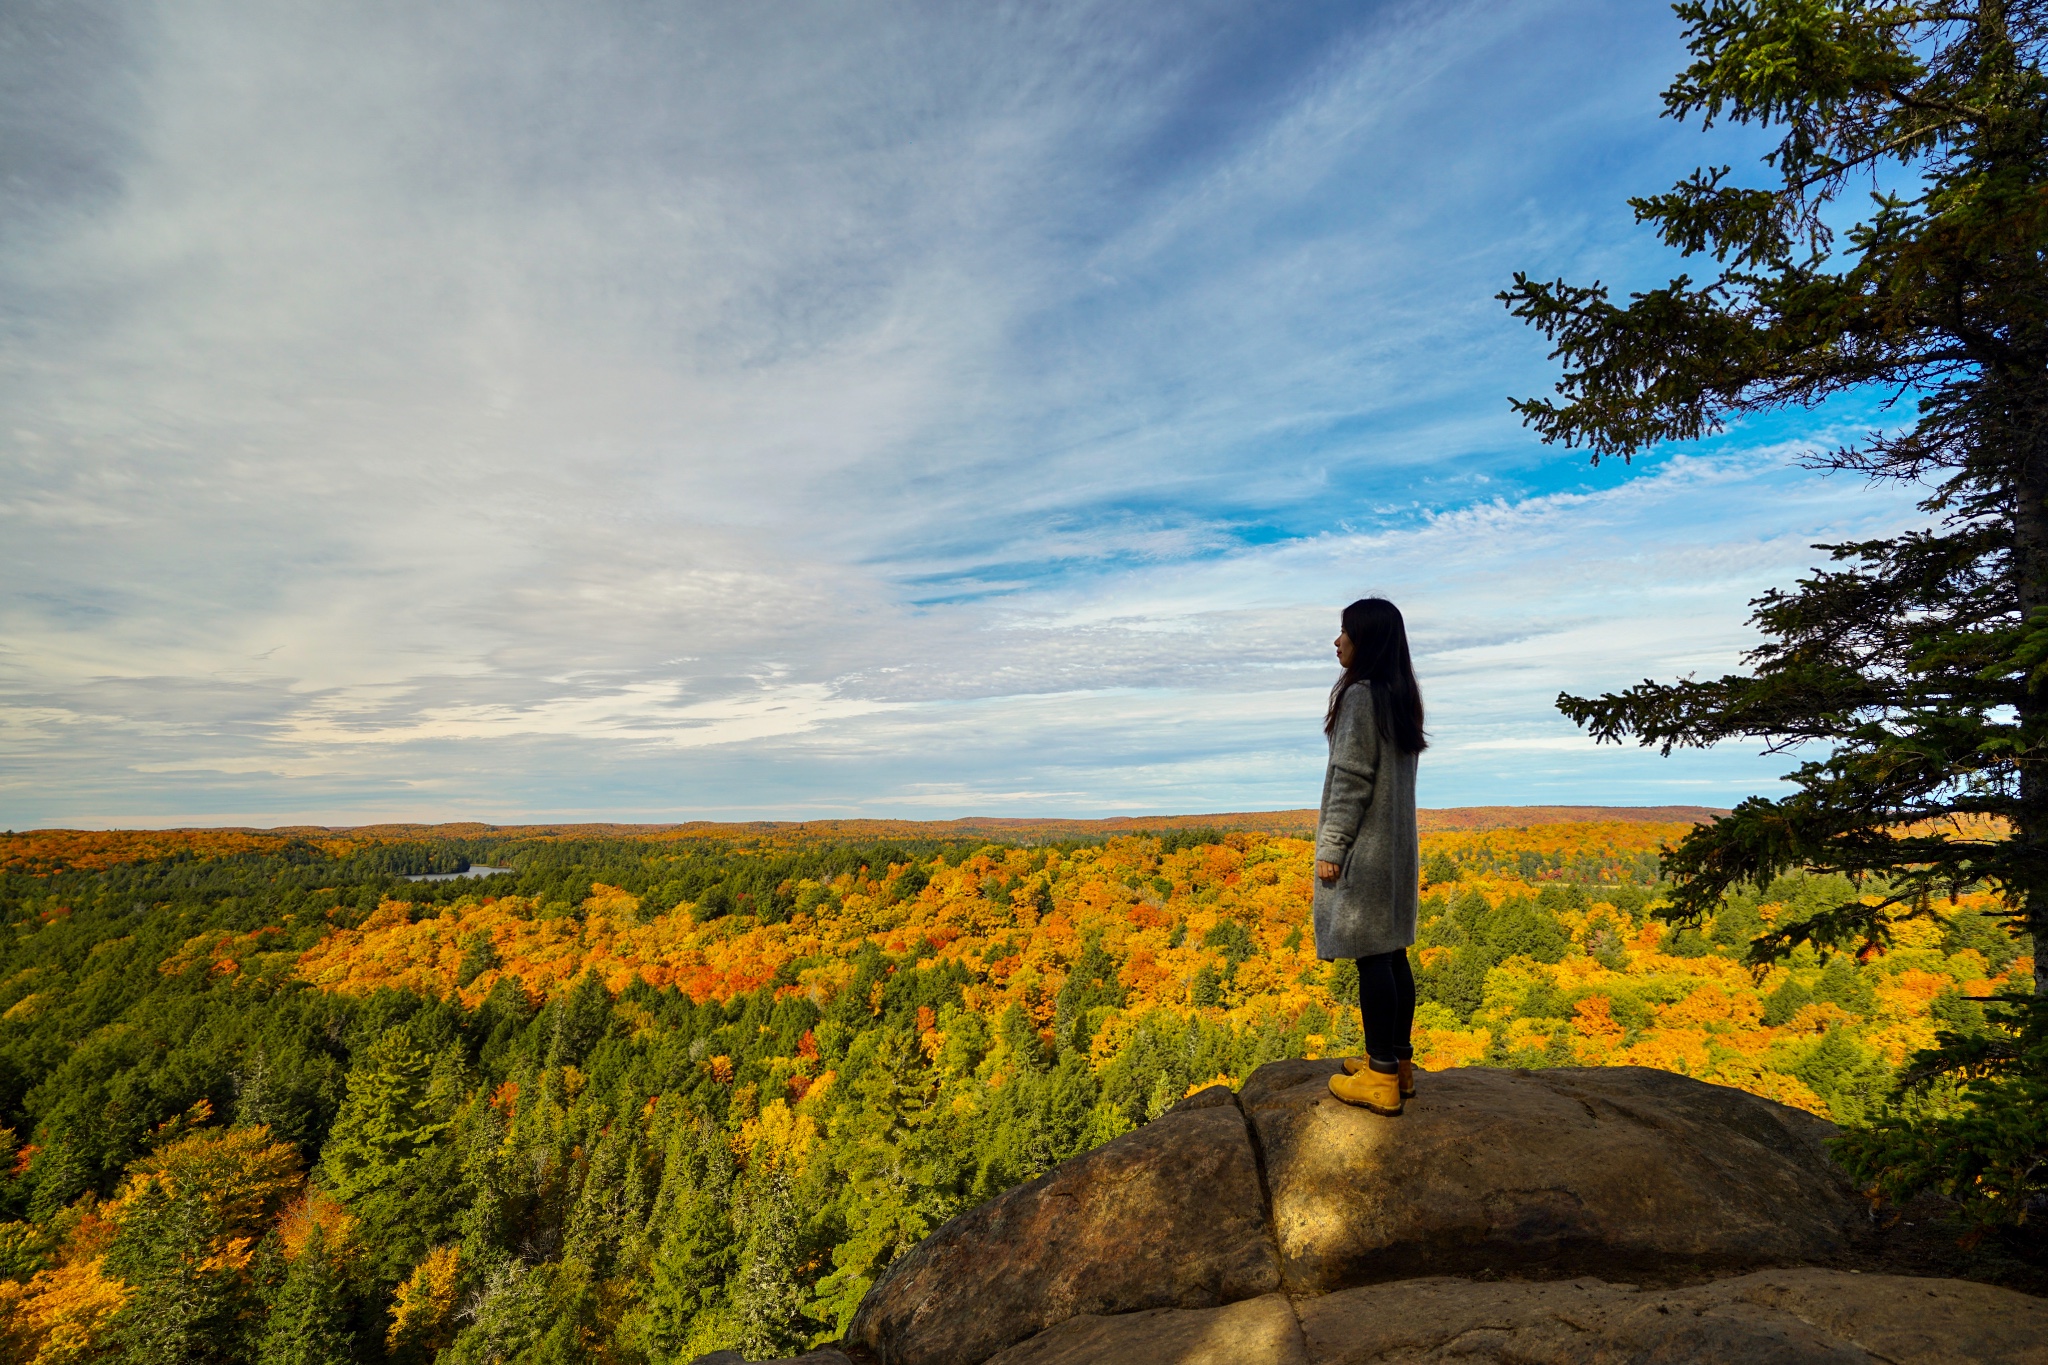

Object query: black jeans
[1357,948,1415,1067]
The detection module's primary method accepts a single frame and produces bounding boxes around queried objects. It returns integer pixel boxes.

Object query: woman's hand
[1315,859,1341,885]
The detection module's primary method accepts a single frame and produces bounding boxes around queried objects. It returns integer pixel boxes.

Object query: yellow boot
[1328,1065,1403,1116]
[1342,1057,1418,1099]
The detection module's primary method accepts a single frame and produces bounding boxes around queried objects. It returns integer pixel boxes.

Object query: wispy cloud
[276,679,895,749]
[0,0,1913,825]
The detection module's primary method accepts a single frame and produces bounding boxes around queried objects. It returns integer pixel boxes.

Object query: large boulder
[845,1096,1278,1365]
[838,1060,2044,1365]
[1239,1059,1861,1293]
[980,1268,2048,1364]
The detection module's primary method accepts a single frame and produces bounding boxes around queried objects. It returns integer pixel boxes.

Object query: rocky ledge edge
[707,1059,2048,1365]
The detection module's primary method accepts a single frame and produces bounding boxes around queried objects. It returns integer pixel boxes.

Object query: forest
[0,818,2032,1364]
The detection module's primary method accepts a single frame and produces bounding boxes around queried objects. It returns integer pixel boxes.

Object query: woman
[1314,597,1425,1116]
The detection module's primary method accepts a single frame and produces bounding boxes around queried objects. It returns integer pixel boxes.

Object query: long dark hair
[1325,597,1427,753]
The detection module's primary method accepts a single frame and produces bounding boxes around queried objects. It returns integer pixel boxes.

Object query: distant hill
[1415,805,1725,831]
[262,805,1725,840]
[6,806,1728,863]
[2,807,1729,876]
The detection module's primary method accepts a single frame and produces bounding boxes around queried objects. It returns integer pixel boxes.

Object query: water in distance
[403,866,514,882]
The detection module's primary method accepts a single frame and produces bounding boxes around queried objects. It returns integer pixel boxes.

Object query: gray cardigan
[1312,684,1420,960]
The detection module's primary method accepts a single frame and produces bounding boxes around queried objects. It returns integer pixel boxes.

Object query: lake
[402,865,514,882]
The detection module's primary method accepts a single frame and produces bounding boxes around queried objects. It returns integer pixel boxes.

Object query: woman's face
[1335,628,1356,669]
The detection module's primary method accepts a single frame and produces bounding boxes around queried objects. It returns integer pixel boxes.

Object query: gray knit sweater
[1312,684,1420,960]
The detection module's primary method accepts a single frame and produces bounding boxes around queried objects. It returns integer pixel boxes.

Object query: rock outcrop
[984,1269,2048,1364]
[1242,1059,1858,1292]
[848,1060,1870,1364]
[720,1060,2046,1365]
[843,1094,1278,1365]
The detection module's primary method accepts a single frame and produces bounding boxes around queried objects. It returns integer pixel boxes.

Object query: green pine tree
[25,1134,89,1224]
[104,1178,236,1365]
[968,1050,1095,1201]
[454,931,501,990]
[813,1026,964,1332]
[439,1261,555,1365]
[320,1027,451,1203]
[456,1098,519,1271]
[256,1226,353,1365]
[1052,937,1125,1053]
[636,1120,740,1361]
[564,1107,643,1278]
[1501,0,2048,1222]
[319,1026,460,1288]
[1504,0,2048,981]
[1834,994,2048,1225]
[545,970,613,1070]
[733,1170,805,1360]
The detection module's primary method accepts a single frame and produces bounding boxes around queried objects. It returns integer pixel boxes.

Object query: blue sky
[0,0,1923,827]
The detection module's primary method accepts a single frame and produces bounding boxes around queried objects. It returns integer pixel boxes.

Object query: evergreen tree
[993,1003,1048,1075]
[1503,0,2048,1221]
[1815,954,1876,1015]
[319,1027,459,1286]
[232,1051,290,1142]
[104,1177,235,1365]
[1833,992,2048,1224]
[319,1028,449,1203]
[1051,937,1125,1053]
[1502,0,2048,987]
[636,1120,739,1360]
[563,1108,642,1278]
[256,1226,353,1365]
[1761,975,1814,1027]
[732,1170,805,1359]
[454,932,500,990]
[811,1027,957,1333]
[25,1134,89,1224]
[238,1234,291,1362]
[456,1099,519,1272]
[545,970,613,1071]
[969,1052,1096,1200]
[439,1261,554,1365]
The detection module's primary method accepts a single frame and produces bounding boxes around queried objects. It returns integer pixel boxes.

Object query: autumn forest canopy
[0,817,2035,1363]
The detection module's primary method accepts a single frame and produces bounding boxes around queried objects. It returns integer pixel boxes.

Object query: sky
[0,0,1925,828]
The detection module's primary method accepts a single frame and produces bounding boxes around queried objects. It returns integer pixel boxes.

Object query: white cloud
[275,679,896,749]
[0,0,1913,825]
[1458,737,1600,753]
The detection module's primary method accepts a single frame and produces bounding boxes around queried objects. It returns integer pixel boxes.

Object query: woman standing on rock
[1315,597,1425,1117]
